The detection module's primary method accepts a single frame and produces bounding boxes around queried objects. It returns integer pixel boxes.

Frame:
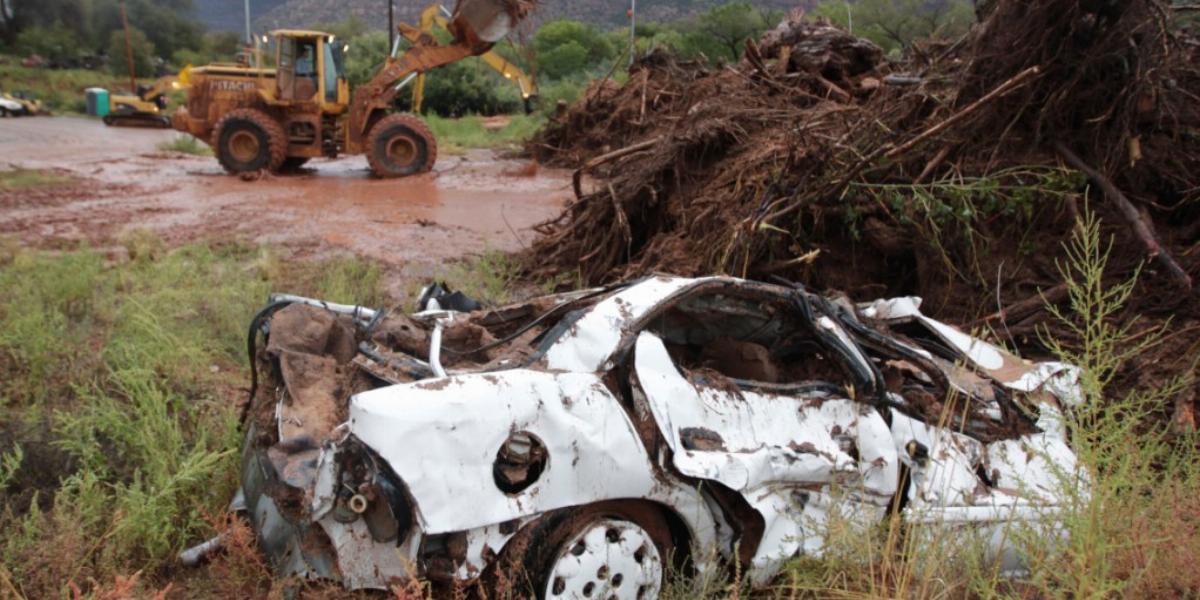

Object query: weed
[0,167,74,190]
[407,250,523,309]
[0,236,390,598]
[156,135,212,157]
[425,113,546,153]
[1013,210,1200,597]
[0,444,21,490]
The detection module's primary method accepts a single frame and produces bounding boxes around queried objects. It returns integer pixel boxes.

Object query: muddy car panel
[238,275,1086,592]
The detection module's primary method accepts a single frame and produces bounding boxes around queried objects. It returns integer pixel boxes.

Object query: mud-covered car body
[239,276,1083,592]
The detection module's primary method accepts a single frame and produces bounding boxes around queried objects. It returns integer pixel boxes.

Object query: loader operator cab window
[323,41,343,103]
[277,37,318,101]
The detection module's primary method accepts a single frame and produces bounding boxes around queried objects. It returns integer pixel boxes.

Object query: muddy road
[0,116,572,278]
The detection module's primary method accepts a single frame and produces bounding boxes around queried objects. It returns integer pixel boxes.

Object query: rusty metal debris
[206,275,1084,596]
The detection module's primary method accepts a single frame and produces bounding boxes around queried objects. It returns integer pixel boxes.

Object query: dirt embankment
[0,117,572,280]
[526,1,1200,428]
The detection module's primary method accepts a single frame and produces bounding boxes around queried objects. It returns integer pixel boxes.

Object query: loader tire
[213,108,287,174]
[365,113,436,178]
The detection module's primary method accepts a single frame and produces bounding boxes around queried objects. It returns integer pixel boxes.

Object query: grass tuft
[0,236,388,598]
[424,113,546,155]
[0,167,74,191]
[156,135,212,156]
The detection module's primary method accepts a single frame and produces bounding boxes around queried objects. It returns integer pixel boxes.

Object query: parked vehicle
[213,275,1084,596]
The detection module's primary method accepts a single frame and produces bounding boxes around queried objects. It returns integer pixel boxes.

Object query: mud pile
[526,2,1200,427]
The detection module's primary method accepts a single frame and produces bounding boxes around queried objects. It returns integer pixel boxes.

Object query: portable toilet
[85,88,110,117]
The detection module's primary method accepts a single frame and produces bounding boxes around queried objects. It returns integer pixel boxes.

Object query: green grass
[0,236,385,598]
[156,135,212,156]
[0,168,74,191]
[0,61,152,114]
[424,113,546,155]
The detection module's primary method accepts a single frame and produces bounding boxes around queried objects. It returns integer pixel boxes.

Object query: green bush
[813,0,974,55]
[534,19,613,79]
[107,26,155,77]
[13,22,81,63]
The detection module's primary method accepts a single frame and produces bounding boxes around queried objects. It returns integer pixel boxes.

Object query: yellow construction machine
[172,0,532,177]
[104,72,188,127]
[402,3,537,114]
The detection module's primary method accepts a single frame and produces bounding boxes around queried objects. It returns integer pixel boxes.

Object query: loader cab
[272,30,349,112]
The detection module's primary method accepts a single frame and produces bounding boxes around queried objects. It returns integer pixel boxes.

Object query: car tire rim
[544,518,662,600]
[229,130,261,163]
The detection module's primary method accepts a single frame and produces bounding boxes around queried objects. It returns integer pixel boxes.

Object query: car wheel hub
[544,519,662,600]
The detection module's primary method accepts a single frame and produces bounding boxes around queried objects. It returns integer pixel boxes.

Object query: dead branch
[572,137,662,199]
[1055,142,1194,292]
[884,66,1041,159]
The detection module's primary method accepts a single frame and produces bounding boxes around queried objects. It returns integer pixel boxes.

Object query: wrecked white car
[228,275,1083,597]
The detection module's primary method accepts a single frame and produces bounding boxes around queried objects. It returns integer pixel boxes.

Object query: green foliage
[1014,210,1200,597]
[0,62,141,111]
[0,167,73,190]
[852,166,1083,285]
[424,113,545,154]
[8,0,201,64]
[13,21,78,63]
[107,26,155,77]
[814,0,975,54]
[0,238,388,597]
[687,2,779,63]
[537,39,591,80]
[171,31,242,67]
[534,19,613,79]
[341,30,389,88]
[417,59,522,117]
[0,444,22,491]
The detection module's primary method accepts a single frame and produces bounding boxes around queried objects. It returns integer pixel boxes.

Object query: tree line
[1,0,975,112]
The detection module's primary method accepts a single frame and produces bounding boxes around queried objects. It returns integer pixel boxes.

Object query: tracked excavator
[104,73,188,127]
[172,0,533,177]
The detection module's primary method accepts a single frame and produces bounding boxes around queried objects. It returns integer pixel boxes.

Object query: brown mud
[0,116,572,281]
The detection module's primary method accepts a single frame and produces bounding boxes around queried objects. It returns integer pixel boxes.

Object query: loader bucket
[451,0,519,44]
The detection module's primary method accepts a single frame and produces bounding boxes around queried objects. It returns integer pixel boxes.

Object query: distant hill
[195,0,291,34]
[196,0,809,34]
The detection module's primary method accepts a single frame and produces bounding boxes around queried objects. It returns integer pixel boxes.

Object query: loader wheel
[365,113,437,178]
[213,108,287,174]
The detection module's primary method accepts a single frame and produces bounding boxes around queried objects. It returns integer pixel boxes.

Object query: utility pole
[628,0,636,66]
[119,0,137,91]
[244,0,252,45]
[388,0,395,54]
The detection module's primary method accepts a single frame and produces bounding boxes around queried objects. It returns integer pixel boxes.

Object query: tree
[533,19,613,79]
[537,39,589,79]
[691,3,776,62]
[814,0,974,54]
[14,21,78,62]
[107,25,154,77]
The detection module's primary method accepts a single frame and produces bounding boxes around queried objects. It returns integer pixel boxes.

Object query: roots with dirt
[525,0,1200,429]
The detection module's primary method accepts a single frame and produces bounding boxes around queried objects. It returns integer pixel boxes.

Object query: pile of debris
[526,1,1200,428]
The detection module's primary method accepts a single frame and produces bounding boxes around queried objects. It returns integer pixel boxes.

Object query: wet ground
[0,116,572,280]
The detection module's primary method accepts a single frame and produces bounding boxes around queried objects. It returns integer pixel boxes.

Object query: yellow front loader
[171,0,533,177]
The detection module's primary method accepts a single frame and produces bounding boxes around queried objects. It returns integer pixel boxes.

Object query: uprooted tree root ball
[525,2,1200,429]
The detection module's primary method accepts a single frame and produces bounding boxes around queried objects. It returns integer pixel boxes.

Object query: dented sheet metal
[230,275,1086,595]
